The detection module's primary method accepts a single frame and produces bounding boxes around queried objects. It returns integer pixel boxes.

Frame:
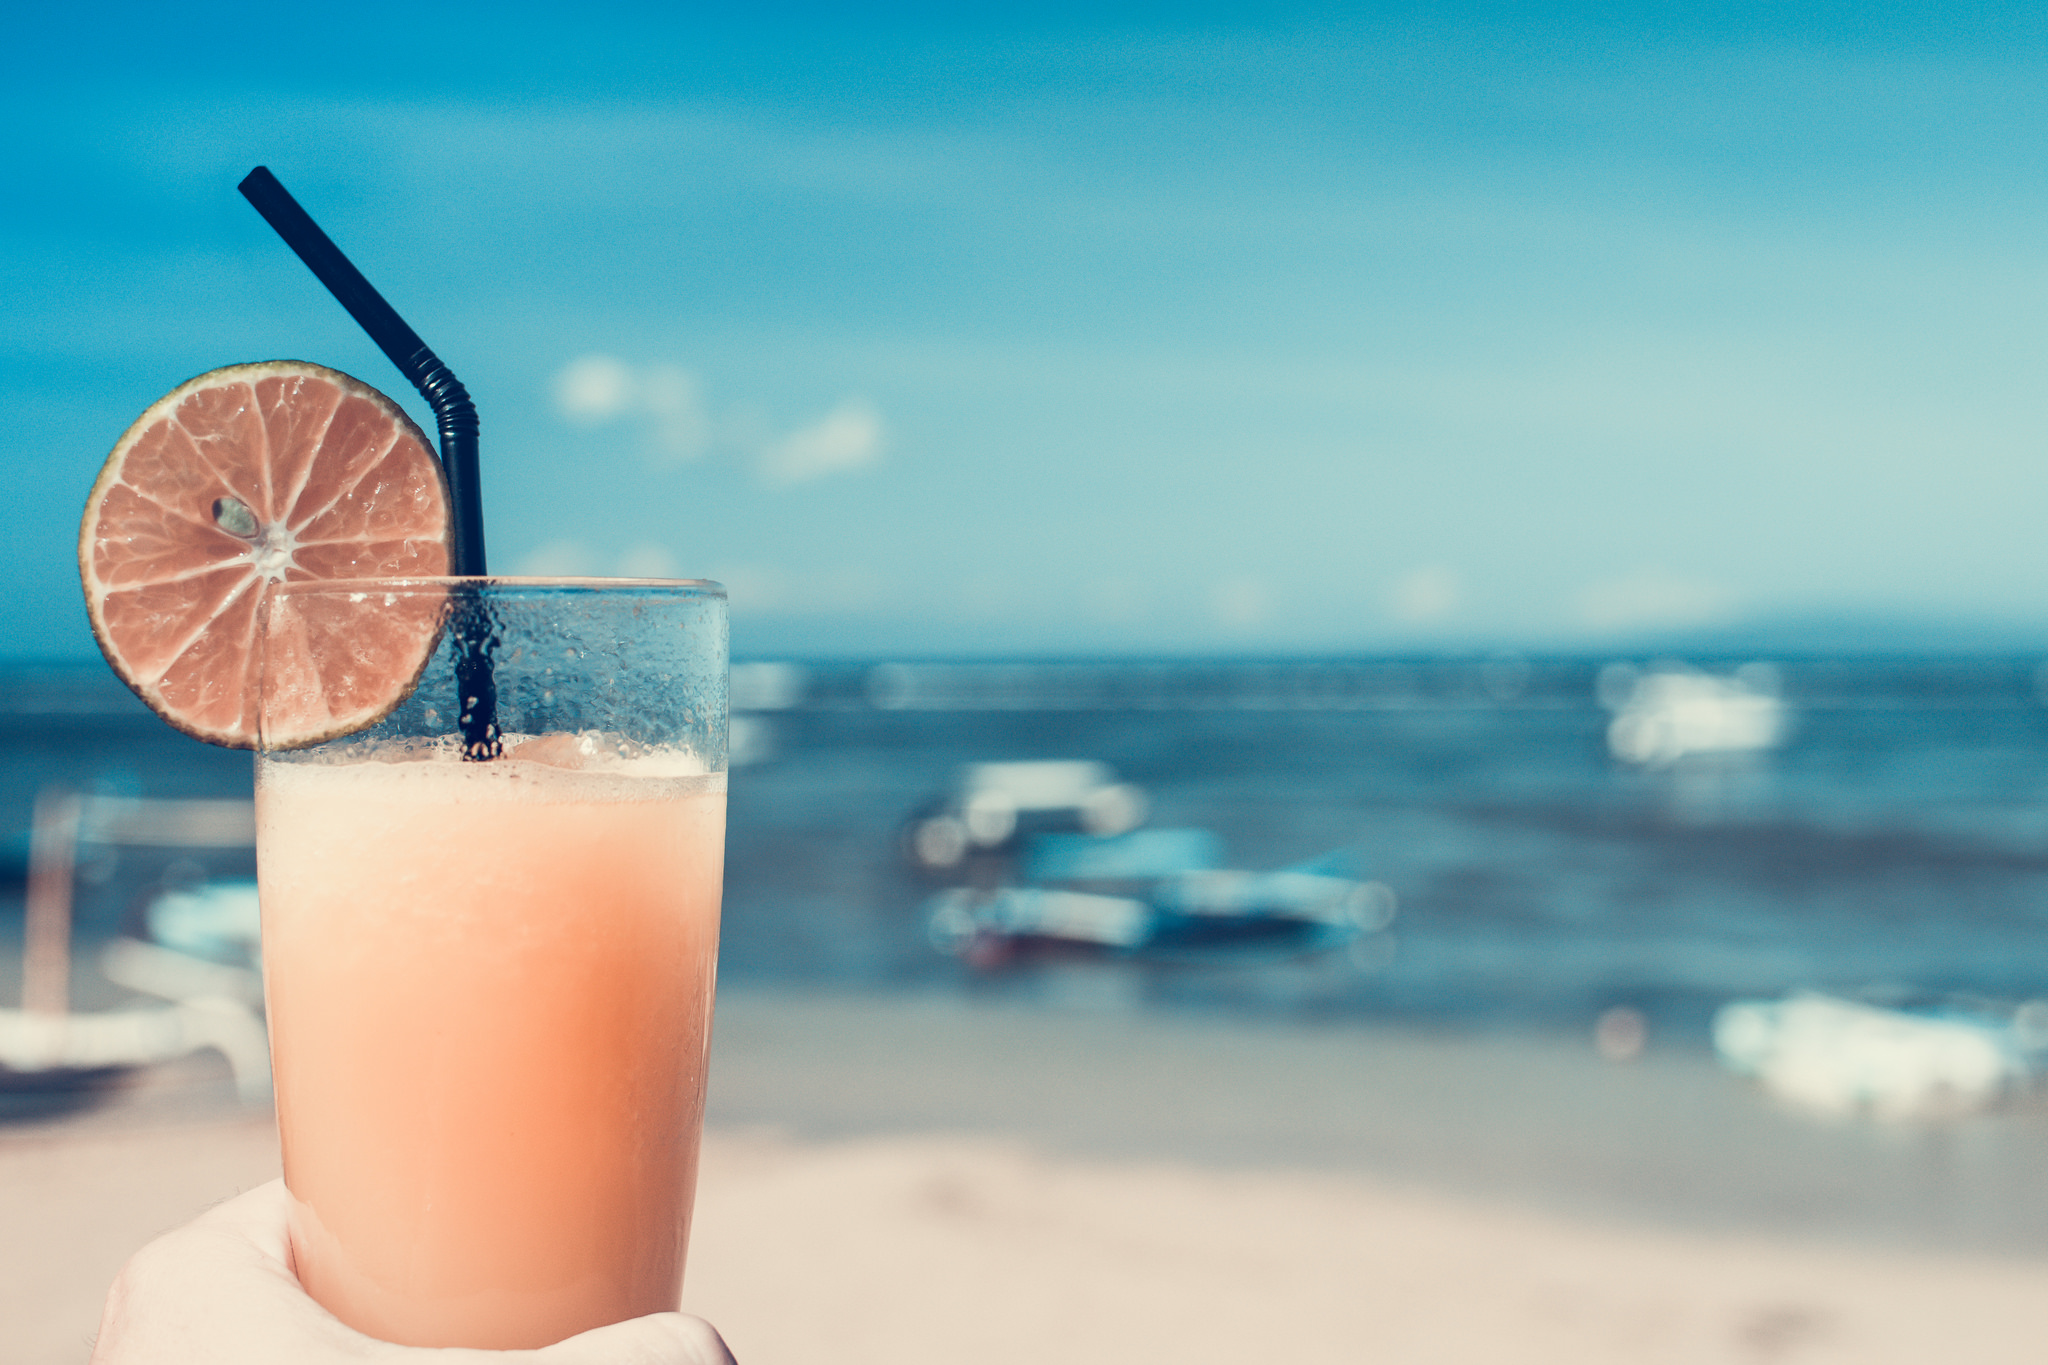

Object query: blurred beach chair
[0,789,270,1103]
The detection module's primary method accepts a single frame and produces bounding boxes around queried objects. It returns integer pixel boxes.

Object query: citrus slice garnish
[79,360,452,749]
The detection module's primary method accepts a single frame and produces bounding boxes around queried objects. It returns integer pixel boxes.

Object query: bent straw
[237,166,501,759]
[237,168,486,576]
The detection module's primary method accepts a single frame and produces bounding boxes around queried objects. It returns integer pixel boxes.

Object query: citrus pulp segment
[79,361,452,749]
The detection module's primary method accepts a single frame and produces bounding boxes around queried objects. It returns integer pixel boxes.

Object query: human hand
[90,1179,736,1364]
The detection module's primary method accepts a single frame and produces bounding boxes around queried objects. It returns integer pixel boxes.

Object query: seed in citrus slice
[79,360,452,749]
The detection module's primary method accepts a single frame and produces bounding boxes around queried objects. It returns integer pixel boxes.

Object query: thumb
[533,1312,736,1365]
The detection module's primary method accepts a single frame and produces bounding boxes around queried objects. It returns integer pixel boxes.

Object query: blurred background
[9,2,2048,1362]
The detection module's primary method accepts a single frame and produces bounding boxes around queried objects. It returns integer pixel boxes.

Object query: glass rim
[267,575,726,598]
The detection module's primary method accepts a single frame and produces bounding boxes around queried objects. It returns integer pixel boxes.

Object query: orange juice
[256,748,725,1348]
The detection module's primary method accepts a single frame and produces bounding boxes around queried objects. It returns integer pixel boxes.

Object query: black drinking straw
[237,166,501,759]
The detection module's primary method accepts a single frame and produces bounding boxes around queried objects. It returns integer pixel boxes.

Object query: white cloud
[1210,577,1269,630]
[616,543,680,579]
[708,564,887,614]
[512,540,695,580]
[708,564,788,612]
[514,539,599,577]
[638,364,709,464]
[551,355,709,465]
[759,399,886,487]
[1576,568,1738,634]
[1088,576,1148,625]
[553,355,635,422]
[552,357,880,482]
[1389,566,1461,625]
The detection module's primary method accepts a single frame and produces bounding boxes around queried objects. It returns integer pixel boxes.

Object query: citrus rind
[79,360,453,750]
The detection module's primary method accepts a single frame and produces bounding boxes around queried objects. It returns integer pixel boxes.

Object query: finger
[183,1188,737,1365]
[189,1178,296,1266]
[533,1312,738,1365]
[90,1180,369,1364]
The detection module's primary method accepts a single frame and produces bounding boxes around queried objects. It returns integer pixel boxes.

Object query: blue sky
[9,3,2048,657]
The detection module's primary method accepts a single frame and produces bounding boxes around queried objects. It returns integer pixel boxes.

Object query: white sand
[7,991,2048,1363]
[8,1115,2048,1365]
[688,1130,2048,1365]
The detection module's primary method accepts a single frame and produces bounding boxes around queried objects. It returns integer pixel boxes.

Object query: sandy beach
[8,989,2048,1363]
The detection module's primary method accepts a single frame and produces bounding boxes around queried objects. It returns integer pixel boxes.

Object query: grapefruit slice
[80,361,452,749]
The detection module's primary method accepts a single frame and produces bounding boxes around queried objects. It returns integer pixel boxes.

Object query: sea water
[9,656,2048,1040]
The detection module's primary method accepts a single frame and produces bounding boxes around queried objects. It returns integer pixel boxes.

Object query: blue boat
[926,856,1395,967]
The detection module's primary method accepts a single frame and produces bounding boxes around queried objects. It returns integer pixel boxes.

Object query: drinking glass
[254,577,727,1349]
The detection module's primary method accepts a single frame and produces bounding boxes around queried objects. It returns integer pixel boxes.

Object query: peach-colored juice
[256,749,725,1349]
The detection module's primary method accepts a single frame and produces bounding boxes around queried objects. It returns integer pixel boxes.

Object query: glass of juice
[253,577,727,1349]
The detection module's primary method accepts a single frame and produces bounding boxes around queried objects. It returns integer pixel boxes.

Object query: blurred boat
[928,887,1152,956]
[927,859,1396,967]
[1019,828,1225,887]
[901,761,1148,873]
[1712,992,2039,1120]
[1599,662,1787,765]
